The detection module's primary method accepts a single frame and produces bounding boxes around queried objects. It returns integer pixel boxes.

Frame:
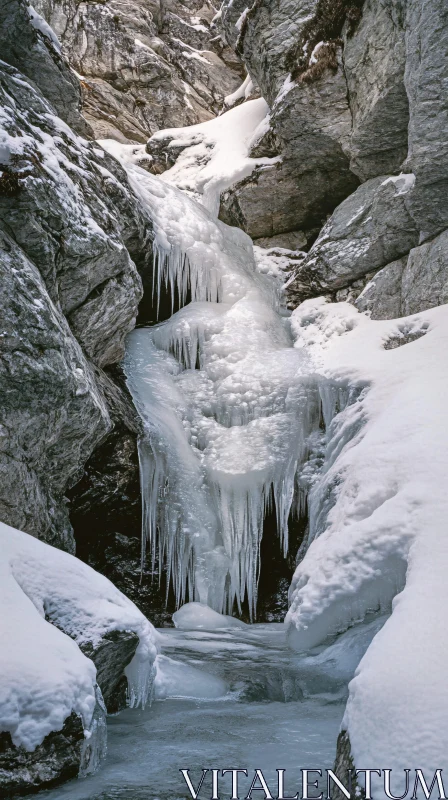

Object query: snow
[0,520,158,752]
[285,297,448,772]
[381,171,416,195]
[273,74,295,108]
[145,98,278,215]
[173,602,248,630]
[224,74,255,108]
[27,4,62,52]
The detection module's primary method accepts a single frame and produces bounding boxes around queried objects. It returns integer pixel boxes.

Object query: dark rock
[404,0,448,239]
[343,0,408,181]
[0,0,90,137]
[402,228,448,316]
[287,174,419,306]
[355,257,406,319]
[81,631,139,713]
[0,713,84,797]
[0,228,111,551]
[332,730,364,800]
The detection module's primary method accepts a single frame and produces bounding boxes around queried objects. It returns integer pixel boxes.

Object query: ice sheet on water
[154,653,228,699]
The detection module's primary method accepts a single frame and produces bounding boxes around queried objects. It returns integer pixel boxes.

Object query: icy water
[34,624,350,800]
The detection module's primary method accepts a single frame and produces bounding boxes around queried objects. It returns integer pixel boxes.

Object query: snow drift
[0,521,158,753]
[286,298,448,772]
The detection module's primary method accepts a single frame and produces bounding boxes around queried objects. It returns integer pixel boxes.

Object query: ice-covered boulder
[0,520,158,795]
[173,603,248,631]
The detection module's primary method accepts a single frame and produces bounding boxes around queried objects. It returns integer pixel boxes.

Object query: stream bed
[31,620,385,800]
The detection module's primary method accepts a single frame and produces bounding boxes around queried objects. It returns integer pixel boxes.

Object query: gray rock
[0,0,90,136]
[343,0,408,181]
[219,53,358,239]
[404,0,448,238]
[80,631,140,714]
[33,0,243,142]
[221,0,316,105]
[355,257,406,319]
[0,712,85,796]
[402,229,448,316]
[0,64,144,370]
[254,231,307,251]
[332,731,364,800]
[354,228,448,319]
[287,174,419,305]
[0,229,111,551]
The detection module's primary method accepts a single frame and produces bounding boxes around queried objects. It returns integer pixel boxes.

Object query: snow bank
[145,98,278,215]
[286,297,448,772]
[173,602,248,630]
[0,521,158,752]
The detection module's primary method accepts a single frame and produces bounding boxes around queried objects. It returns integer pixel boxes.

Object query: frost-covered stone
[343,0,408,181]
[355,257,406,320]
[287,174,419,304]
[0,520,158,795]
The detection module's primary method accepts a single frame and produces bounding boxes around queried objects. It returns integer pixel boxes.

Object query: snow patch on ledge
[0,521,158,752]
[146,98,277,216]
[286,298,448,772]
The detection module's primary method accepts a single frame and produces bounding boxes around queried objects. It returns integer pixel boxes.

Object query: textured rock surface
[0,0,90,136]
[81,631,139,713]
[287,174,419,306]
[343,0,408,181]
[0,3,157,550]
[33,0,243,143]
[0,713,85,797]
[219,52,358,239]
[0,228,110,551]
[332,731,364,800]
[355,257,406,319]
[404,0,448,238]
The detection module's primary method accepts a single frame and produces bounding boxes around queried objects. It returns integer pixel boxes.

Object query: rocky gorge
[0,0,447,795]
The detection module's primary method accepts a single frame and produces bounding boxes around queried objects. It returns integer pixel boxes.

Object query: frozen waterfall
[107,151,321,617]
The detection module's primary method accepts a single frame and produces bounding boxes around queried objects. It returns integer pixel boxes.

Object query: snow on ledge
[146,98,278,217]
[0,521,158,752]
[286,298,448,772]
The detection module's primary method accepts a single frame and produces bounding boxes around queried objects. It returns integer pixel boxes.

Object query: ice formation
[286,298,448,772]
[143,98,278,214]
[173,602,248,630]
[0,521,158,753]
[98,143,320,618]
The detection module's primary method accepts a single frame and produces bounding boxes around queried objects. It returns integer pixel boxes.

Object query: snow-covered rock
[145,97,275,215]
[286,297,448,772]
[173,602,248,630]
[0,520,158,794]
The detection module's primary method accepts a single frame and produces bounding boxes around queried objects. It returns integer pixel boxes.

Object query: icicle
[122,160,325,617]
[79,686,107,778]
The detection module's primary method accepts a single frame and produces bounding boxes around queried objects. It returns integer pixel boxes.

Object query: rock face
[0,0,156,551]
[0,713,86,797]
[404,0,448,239]
[286,174,419,306]
[343,0,408,181]
[33,0,243,142]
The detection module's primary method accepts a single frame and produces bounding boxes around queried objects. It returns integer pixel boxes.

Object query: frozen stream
[29,620,385,800]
